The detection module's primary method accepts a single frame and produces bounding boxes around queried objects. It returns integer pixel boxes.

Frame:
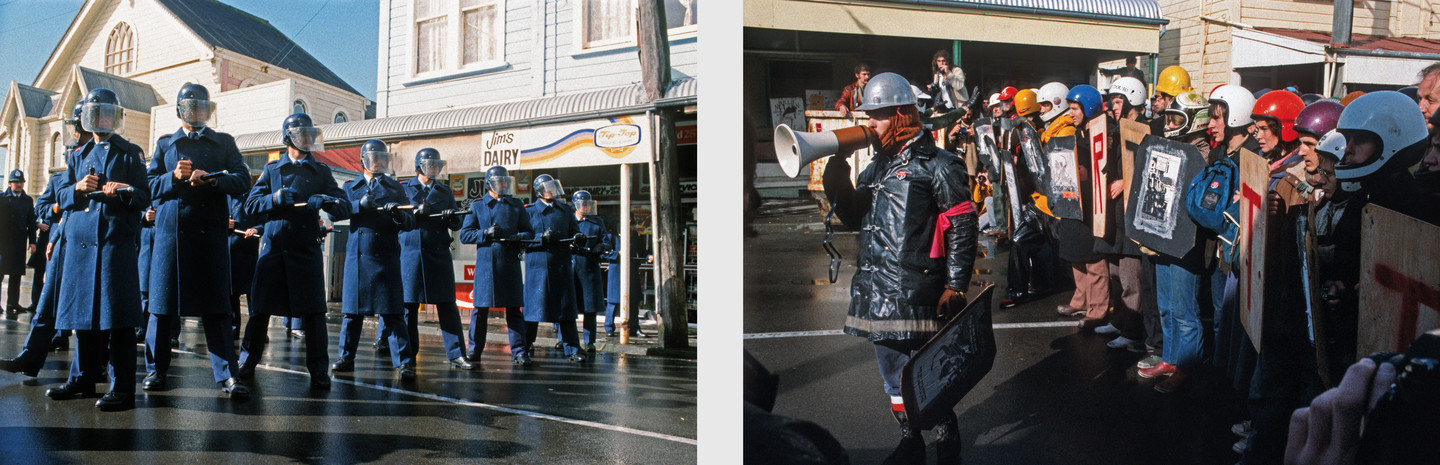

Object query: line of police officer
[0,84,628,411]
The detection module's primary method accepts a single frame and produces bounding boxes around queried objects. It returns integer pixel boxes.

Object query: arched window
[105,23,135,75]
[333,111,348,124]
[292,99,307,115]
[51,132,65,169]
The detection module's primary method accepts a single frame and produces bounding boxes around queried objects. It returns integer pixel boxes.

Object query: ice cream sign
[594,123,642,151]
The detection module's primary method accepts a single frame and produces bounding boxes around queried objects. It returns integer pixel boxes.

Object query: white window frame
[292,98,309,116]
[575,0,698,53]
[105,22,136,75]
[407,0,509,82]
[51,132,65,170]
[333,109,349,124]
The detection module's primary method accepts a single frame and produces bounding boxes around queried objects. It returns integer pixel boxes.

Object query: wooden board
[1118,119,1148,211]
[802,111,873,193]
[1124,135,1205,258]
[1043,136,1083,220]
[1237,148,1268,351]
[1086,117,1110,237]
[1357,205,1440,358]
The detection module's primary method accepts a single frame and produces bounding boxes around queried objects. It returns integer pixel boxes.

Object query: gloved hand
[414,202,429,217]
[483,225,499,242]
[274,187,297,205]
[359,194,377,211]
[382,202,405,219]
[307,194,329,211]
[541,228,558,245]
[935,288,967,321]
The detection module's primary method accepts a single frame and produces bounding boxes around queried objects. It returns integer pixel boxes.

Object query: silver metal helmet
[855,72,916,111]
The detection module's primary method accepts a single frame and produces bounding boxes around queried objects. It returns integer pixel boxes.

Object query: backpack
[1185,156,1242,269]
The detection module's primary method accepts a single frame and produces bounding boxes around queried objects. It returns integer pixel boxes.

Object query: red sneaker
[1138,361,1177,379]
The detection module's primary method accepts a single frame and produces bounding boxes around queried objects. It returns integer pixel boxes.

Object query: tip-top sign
[594,124,642,149]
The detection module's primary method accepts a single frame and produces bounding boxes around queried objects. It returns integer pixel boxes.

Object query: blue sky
[0,0,381,102]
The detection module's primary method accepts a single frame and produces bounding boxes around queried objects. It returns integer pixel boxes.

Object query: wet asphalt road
[0,313,696,464]
[744,200,1249,465]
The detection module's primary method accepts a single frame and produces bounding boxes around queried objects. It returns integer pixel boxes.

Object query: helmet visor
[80,102,125,134]
[361,149,392,175]
[574,199,597,214]
[418,158,446,178]
[486,175,516,197]
[177,99,215,127]
[286,126,325,152]
[535,179,565,200]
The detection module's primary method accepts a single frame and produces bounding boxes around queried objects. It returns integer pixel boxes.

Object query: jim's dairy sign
[439,115,650,174]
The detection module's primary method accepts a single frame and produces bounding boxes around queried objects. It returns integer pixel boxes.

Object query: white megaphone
[773,124,877,178]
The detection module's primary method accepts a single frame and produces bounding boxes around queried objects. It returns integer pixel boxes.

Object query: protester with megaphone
[820,72,979,465]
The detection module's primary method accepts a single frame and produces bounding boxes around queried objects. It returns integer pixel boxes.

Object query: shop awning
[745,0,1165,53]
[233,78,696,153]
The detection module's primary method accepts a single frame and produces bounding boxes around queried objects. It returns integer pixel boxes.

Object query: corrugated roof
[155,0,362,96]
[77,67,159,112]
[13,84,57,119]
[1256,27,1440,55]
[234,78,698,152]
[888,0,1164,24]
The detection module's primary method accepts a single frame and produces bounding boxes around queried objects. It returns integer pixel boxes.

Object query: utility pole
[637,0,689,349]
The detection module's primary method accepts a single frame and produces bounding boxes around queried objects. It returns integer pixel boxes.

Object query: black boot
[881,409,926,465]
[935,414,963,465]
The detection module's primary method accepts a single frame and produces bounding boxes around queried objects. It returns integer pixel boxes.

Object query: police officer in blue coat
[330,139,418,380]
[0,170,78,375]
[390,148,473,370]
[570,190,611,352]
[458,166,533,366]
[228,193,261,340]
[142,84,252,398]
[603,226,648,338]
[237,113,350,389]
[0,169,37,316]
[524,174,587,363]
[46,88,151,411]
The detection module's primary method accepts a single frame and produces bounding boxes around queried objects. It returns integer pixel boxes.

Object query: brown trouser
[1108,256,1145,340]
[1068,259,1110,322]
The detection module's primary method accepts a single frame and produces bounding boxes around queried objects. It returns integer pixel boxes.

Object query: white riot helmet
[987,93,1002,109]
[1315,130,1359,192]
[1108,77,1147,108]
[1037,82,1069,122]
[1208,84,1256,128]
[1334,90,1428,183]
[855,72,916,111]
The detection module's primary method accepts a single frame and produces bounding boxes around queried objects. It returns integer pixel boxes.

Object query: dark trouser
[145,313,238,383]
[1108,256,1145,341]
[1006,243,1032,296]
[338,314,413,368]
[29,263,44,307]
[471,306,533,357]
[605,301,643,335]
[388,302,466,360]
[239,313,329,377]
[72,329,136,393]
[580,312,597,346]
[229,295,243,335]
[1243,329,1324,465]
[1140,254,1163,354]
[5,273,21,308]
[875,339,926,398]
[548,318,582,356]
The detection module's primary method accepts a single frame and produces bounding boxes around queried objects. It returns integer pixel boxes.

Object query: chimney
[1332,0,1353,47]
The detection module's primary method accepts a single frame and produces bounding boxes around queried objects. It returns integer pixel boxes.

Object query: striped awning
[234,78,696,153]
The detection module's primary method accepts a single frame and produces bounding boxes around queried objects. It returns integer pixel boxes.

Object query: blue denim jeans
[1155,259,1205,370]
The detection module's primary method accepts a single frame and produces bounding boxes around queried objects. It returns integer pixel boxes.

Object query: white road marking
[743,320,1078,339]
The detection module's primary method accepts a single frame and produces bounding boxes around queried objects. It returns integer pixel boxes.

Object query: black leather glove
[274,187,297,205]
[359,194,376,211]
[483,225,499,242]
[414,202,429,217]
[541,228,558,245]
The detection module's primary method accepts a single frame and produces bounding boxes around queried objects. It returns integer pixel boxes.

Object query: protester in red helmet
[1253,90,1306,181]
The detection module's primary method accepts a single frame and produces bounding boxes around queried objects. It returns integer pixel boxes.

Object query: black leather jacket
[826,131,978,342]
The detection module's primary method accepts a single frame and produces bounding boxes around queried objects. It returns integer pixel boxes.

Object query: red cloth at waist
[931,201,976,259]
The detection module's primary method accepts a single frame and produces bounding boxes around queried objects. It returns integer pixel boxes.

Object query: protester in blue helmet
[1065,84,1103,124]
